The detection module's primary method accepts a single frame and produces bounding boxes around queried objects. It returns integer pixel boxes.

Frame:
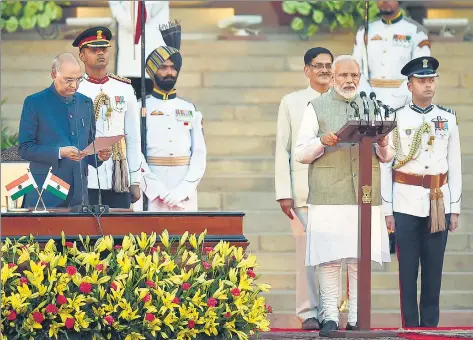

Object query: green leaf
[336,12,350,25]
[12,1,22,16]
[282,1,298,15]
[19,14,36,30]
[44,1,60,20]
[290,17,305,31]
[296,1,312,16]
[306,23,319,37]
[23,1,40,18]
[36,12,50,28]
[329,20,338,32]
[312,9,324,24]
[5,16,18,33]
[1,2,7,14]
[0,18,5,30]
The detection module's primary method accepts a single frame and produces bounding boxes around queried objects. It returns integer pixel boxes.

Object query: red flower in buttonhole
[182,282,191,291]
[231,288,241,297]
[79,282,93,294]
[19,277,28,285]
[142,293,151,303]
[7,310,17,321]
[202,261,211,270]
[145,280,156,288]
[145,313,155,322]
[247,269,256,278]
[66,266,77,276]
[204,246,213,254]
[33,312,45,324]
[8,263,15,268]
[207,297,217,307]
[172,297,180,304]
[114,245,122,250]
[110,282,118,291]
[104,315,114,325]
[45,304,58,314]
[188,320,196,329]
[57,294,67,305]
[64,241,74,248]
[95,264,104,272]
[65,318,75,329]
[224,312,231,318]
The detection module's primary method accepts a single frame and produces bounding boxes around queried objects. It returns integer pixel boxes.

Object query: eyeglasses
[335,73,360,80]
[308,63,332,70]
[62,77,83,86]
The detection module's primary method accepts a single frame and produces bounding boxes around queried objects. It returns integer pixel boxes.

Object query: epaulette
[403,17,428,35]
[436,104,456,116]
[109,73,132,84]
[178,96,197,111]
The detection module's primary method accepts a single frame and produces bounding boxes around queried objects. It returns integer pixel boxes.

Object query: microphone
[370,92,381,121]
[359,91,370,123]
[350,101,360,120]
[91,138,109,213]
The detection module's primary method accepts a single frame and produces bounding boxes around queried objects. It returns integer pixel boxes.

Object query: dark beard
[154,75,177,92]
[380,9,395,16]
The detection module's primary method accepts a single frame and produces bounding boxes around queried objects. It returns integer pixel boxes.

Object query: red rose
[104,315,114,325]
[172,297,180,304]
[145,313,155,321]
[79,282,93,294]
[142,293,151,302]
[247,269,256,278]
[150,247,157,254]
[66,266,77,276]
[110,282,118,291]
[114,245,122,250]
[33,312,45,324]
[204,246,213,254]
[202,262,211,270]
[45,304,58,314]
[40,261,48,266]
[182,282,191,291]
[65,242,74,248]
[145,280,156,288]
[207,297,217,307]
[19,277,28,285]
[231,288,240,297]
[267,305,273,313]
[8,263,15,268]
[7,310,17,321]
[95,264,104,271]
[57,294,67,305]
[224,312,231,318]
[188,320,196,329]
[65,318,75,329]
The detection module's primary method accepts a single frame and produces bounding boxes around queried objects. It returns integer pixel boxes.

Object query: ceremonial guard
[137,22,206,211]
[382,57,462,328]
[74,27,142,208]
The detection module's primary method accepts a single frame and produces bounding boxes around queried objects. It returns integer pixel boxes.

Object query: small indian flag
[5,172,37,201]
[43,172,70,200]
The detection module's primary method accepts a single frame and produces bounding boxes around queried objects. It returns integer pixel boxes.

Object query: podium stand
[329,120,397,338]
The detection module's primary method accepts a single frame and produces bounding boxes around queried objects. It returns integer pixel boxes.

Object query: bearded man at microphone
[295,55,393,336]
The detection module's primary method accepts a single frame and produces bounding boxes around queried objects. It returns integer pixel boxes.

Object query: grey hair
[52,53,79,73]
[331,55,360,73]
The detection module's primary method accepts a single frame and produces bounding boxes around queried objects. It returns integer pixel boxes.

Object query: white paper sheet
[82,135,125,155]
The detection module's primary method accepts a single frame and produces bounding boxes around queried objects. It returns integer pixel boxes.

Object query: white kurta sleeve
[140,153,168,201]
[447,117,462,214]
[274,97,293,200]
[295,104,325,164]
[125,87,142,185]
[109,1,133,32]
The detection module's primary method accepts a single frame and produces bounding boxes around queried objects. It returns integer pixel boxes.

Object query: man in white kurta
[275,47,334,330]
[136,23,206,212]
[295,55,393,336]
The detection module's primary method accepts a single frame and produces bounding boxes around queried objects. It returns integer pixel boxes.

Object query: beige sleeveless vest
[306,90,381,205]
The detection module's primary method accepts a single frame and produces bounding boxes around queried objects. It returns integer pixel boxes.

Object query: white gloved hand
[163,181,193,207]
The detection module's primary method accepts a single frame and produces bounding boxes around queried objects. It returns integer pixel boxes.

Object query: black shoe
[319,320,338,337]
[301,317,320,330]
[346,322,359,331]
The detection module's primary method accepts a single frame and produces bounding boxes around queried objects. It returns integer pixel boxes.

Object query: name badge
[175,109,193,122]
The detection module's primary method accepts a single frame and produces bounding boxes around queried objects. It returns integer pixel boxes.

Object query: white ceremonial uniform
[382,103,462,217]
[135,93,206,212]
[353,14,431,109]
[78,74,141,191]
[109,1,169,78]
[295,102,392,325]
[275,86,327,322]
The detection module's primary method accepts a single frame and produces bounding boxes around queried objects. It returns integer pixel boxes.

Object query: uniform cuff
[382,201,393,216]
[450,202,461,215]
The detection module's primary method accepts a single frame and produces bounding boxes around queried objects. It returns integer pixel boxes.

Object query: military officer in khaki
[275,47,334,330]
[382,57,462,328]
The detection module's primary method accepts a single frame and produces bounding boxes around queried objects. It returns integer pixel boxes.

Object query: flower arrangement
[1,230,272,340]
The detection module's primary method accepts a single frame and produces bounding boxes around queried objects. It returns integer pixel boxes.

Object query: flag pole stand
[32,188,49,213]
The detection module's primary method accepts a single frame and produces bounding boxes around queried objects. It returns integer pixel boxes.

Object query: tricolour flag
[43,172,70,200]
[5,172,37,201]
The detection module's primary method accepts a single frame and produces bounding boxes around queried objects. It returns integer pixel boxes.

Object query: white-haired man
[295,55,393,336]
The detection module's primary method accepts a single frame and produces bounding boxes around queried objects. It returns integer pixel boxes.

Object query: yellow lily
[179,231,189,246]
[160,230,170,248]
[188,234,197,250]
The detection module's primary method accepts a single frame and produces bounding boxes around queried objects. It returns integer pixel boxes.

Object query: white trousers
[319,259,358,326]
